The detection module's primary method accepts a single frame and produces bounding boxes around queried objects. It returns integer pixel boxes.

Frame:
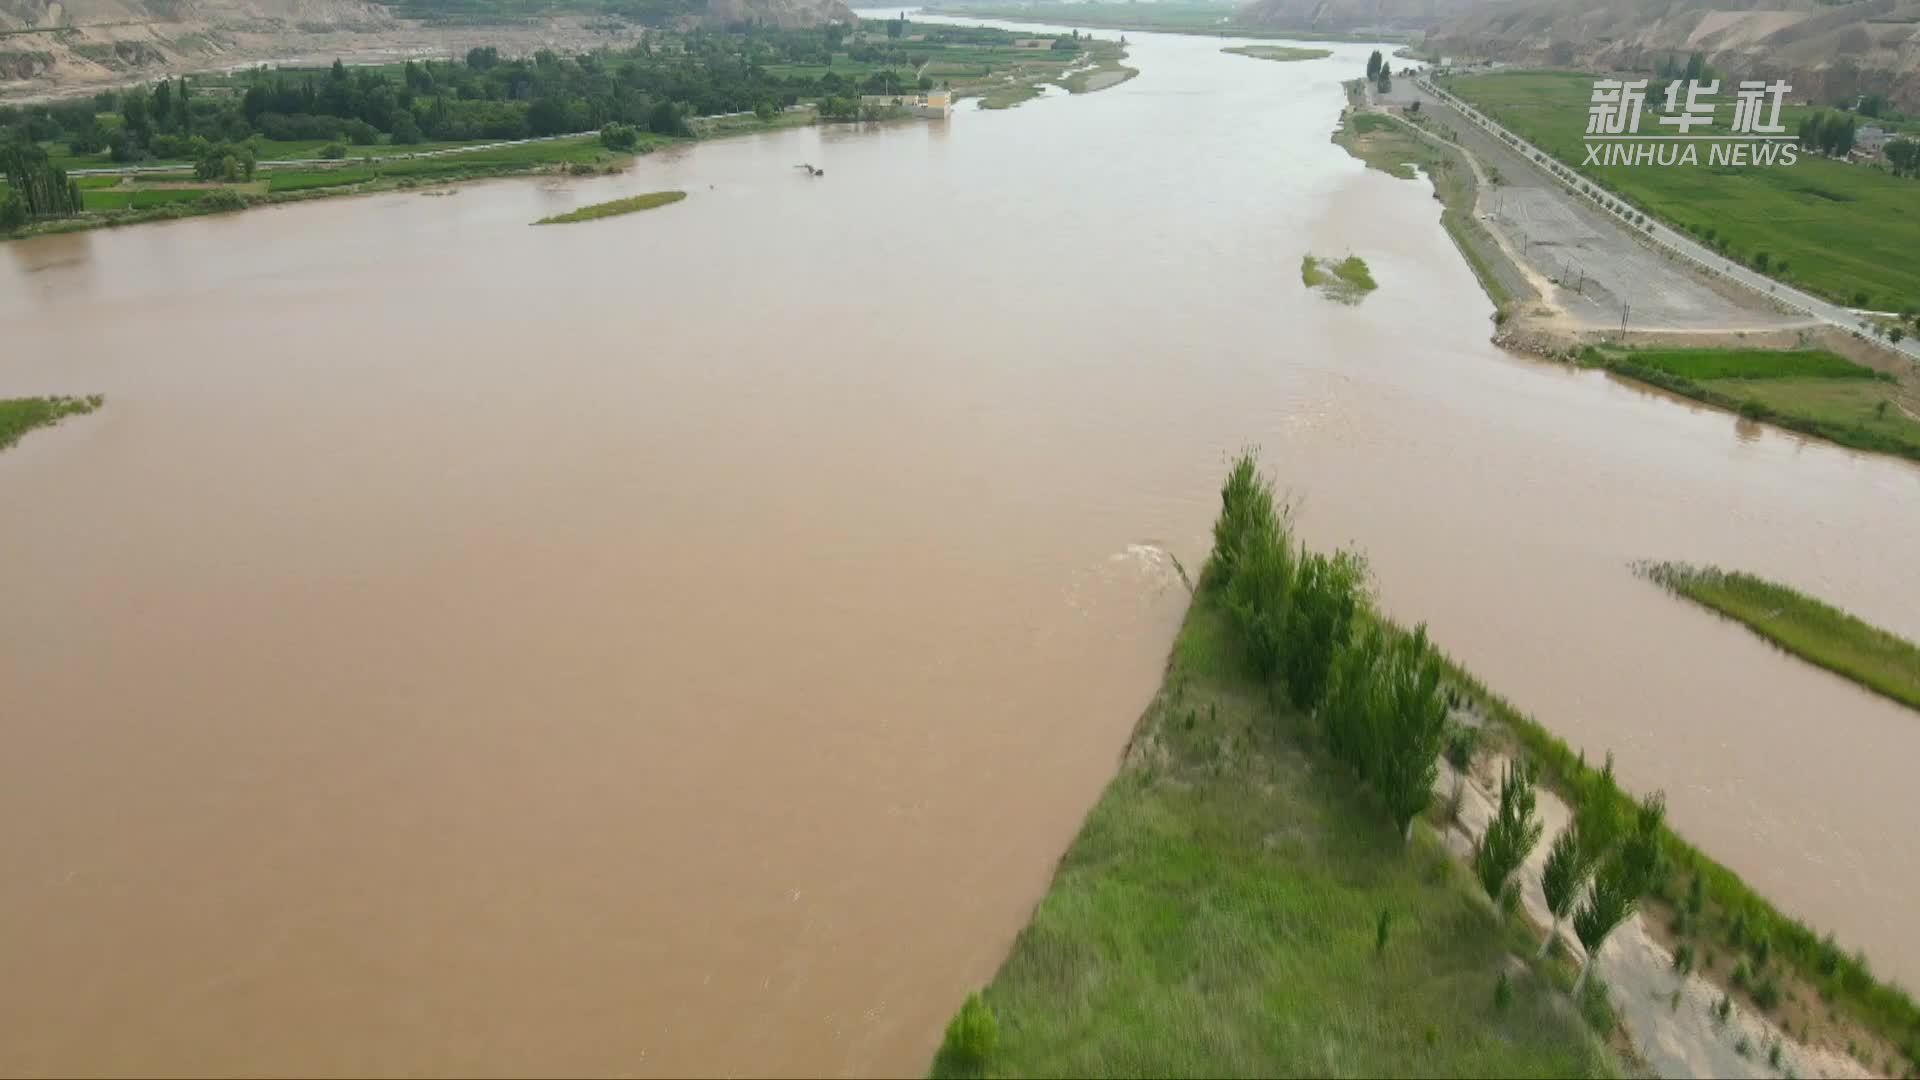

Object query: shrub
[195,188,247,213]
[1731,958,1751,988]
[600,121,640,152]
[1376,907,1393,953]
[1753,974,1781,1011]
[937,993,997,1071]
[319,142,348,160]
[1672,942,1695,974]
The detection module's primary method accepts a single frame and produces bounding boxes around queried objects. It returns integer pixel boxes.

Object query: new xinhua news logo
[1586,79,1800,166]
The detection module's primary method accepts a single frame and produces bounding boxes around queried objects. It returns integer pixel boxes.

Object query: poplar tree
[1474,760,1543,908]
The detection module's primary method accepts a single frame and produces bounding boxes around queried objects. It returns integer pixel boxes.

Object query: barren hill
[1232,0,1920,110]
[0,0,851,100]
[1423,0,1920,110]
[1233,0,1483,33]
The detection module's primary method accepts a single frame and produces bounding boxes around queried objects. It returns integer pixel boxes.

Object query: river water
[2,19,1918,1077]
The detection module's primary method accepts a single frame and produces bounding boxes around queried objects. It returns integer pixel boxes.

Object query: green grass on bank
[930,590,1619,1078]
[1582,346,1920,462]
[1640,563,1920,714]
[1333,108,1523,310]
[1627,348,1884,382]
[8,136,638,240]
[1222,44,1333,62]
[0,395,104,452]
[1301,253,1377,304]
[1441,71,1920,311]
[532,189,686,225]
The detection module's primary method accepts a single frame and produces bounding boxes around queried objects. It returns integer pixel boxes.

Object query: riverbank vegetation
[1448,611,1920,1076]
[1222,44,1331,63]
[533,188,684,224]
[1441,70,1920,314]
[936,453,1920,1078]
[1300,252,1377,303]
[1639,562,1920,713]
[931,453,1620,1078]
[0,395,103,452]
[1579,345,1920,462]
[1332,107,1525,311]
[1,20,1117,239]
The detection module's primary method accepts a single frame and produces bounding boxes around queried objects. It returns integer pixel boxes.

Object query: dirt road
[1370,79,1813,339]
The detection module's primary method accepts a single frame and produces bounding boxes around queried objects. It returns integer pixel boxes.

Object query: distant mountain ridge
[1231,0,1920,109]
[1233,0,1482,33]
[1421,0,1920,110]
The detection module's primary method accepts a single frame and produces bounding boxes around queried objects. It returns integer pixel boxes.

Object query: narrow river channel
[3,18,1917,1076]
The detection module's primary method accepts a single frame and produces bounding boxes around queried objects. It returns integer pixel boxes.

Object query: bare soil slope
[1425,0,1920,110]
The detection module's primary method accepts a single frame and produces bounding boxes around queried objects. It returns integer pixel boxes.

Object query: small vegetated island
[1300,252,1376,303]
[533,189,684,225]
[1640,562,1920,714]
[0,395,103,452]
[0,19,1128,239]
[1222,44,1333,62]
[931,455,1920,1079]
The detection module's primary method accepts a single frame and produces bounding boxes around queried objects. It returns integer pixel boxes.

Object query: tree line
[1208,451,1670,996]
[0,21,1004,166]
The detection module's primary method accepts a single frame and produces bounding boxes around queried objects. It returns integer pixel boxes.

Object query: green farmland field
[1442,71,1920,311]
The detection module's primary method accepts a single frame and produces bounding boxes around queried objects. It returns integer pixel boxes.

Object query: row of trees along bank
[1208,450,1667,993]
[0,139,83,230]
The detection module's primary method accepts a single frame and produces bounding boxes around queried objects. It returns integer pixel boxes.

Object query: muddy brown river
[3,20,1919,1077]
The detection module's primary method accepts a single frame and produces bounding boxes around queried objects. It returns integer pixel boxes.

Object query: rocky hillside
[1423,0,1920,110]
[1234,0,1482,33]
[0,0,849,99]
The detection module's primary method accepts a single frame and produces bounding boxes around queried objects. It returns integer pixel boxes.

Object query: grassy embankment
[1300,252,1377,303]
[1222,44,1332,62]
[0,395,103,452]
[1640,562,1920,714]
[1332,106,1523,310]
[6,134,639,238]
[1579,346,1920,462]
[922,2,1418,43]
[935,456,1920,1079]
[1442,71,1920,315]
[532,189,686,225]
[929,463,1620,1078]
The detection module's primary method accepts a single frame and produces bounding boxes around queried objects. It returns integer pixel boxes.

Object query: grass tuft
[0,394,104,452]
